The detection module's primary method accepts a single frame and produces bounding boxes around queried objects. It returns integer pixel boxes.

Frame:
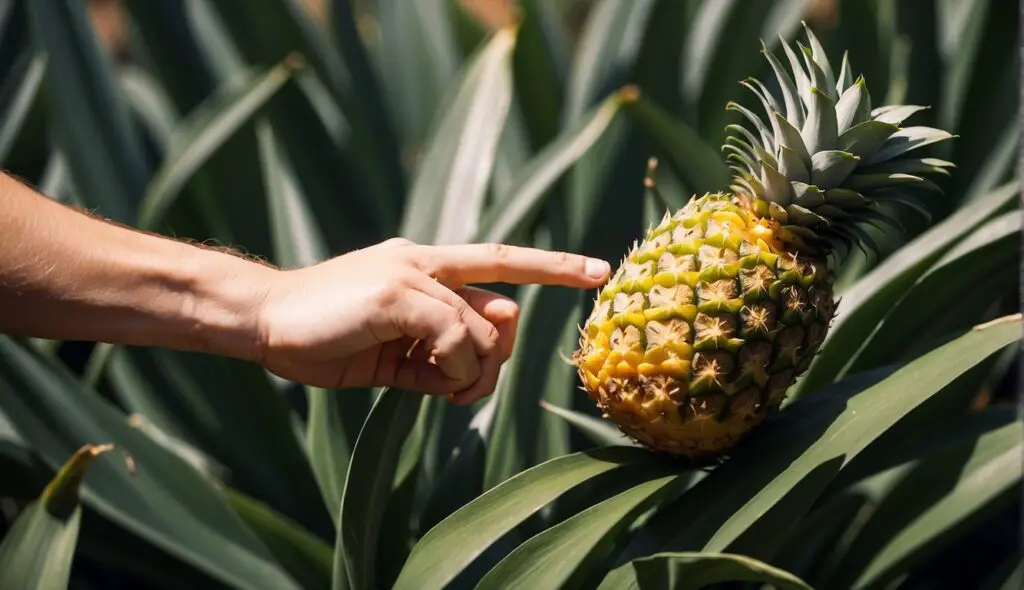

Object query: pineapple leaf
[338,388,422,590]
[846,210,1020,374]
[773,111,812,166]
[728,101,774,150]
[800,21,836,97]
[809,150,859,188]
[857,157,956,177]
[618,93,733,192]
[393,446,662,590]
[0,338,301,588]
[798,43,835,103]
[608,551,813,590]
[137,59,299,231]
[800,87,838,155]
[476,473,682,590]
[0,444,112,590]
[760,160,794,205]
[836,51,854,95]
[780,36,813,112]
[400,26,517,245]
[777,145,810,184]
[375,0,459,146]
[0,53,44,164]
[872,104,929,125]
[761,40,804,127]
[539,400,638,448]
[791,182,825,208]
[476,90,628,244]
[827,420,1021,590]
[794,180,1019,394]
[27,0,149,223]
[864,127,958,165]
[845,172,944,194]
[222,486,335,590]
[834,76,872,134]
[837,120,900,159]
[618,315,1020,564]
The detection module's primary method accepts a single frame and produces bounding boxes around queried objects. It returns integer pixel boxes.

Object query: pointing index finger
[421,243,611,288]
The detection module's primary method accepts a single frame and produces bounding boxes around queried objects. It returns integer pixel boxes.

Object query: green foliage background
[0,0,1020,588]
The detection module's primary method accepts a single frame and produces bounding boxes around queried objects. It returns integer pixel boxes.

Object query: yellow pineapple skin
[575,192,835,462]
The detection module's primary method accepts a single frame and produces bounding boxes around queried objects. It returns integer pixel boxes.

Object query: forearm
[0,173,273,361]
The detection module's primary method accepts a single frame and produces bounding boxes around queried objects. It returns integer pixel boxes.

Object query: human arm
[0,172,611,403]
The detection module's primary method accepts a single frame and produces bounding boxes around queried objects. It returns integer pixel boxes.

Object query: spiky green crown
[724,22,956,260]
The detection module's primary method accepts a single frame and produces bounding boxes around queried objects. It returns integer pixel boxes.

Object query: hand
[253,238,611,404]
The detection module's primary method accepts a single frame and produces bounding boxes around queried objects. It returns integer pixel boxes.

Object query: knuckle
[384,237,415,248]
[485,242,510,261]
[373,283,403,309]
[483,323,500,350]
[446,320,471,344]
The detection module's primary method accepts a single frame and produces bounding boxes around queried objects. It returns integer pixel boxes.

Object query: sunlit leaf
[0,444,113,590]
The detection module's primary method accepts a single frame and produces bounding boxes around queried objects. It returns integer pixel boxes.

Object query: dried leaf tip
[42,443,115,520]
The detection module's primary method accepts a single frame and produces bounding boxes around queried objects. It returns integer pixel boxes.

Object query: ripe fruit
[573,24,955,463]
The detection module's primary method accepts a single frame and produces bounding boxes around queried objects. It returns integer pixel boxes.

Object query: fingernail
[585,258,611,279]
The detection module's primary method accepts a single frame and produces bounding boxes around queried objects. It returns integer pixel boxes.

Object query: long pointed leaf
[0,337,301,589]
[137,58,300,230]
[27,0,150,222]
[394,446,660,590]
[616,552,813,590]
[477,472,680,589]
[400,26,518,245]
[795,180,1019,395]
[0,444,113,590]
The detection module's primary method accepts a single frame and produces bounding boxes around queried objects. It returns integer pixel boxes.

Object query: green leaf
[864,126,957,166]
[375,0,460,147]
[795,180,1019,395]
[834,77,871,133]
[513,0,567,150]
[483,284,581,488]
[563,0,655,125]
[211,0,405,229]
[0,443,113,590]
[540,400,636,448]
[847,210,1020,373]
[137,58,300,230]
[0,338,302,589]
[620,314,1021,565]
[831,419,1023,589]
[809,150,859,188]
[477,472,681,589]
[223,486,334,590]
[620,552,813,590]
[417,397,496,533]
[685,0,810,142]
[400,26,518,245]
[393,446,661,590]
[623,93,731,195]
[837,120,900,160]
[0,52,45,164]
[338,388,423,590]
[104,343,332,541]
[476,89,629,244]
[27,0,150,223]
[802,86,838,155]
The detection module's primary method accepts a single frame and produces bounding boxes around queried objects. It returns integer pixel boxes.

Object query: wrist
[175,244,278,363]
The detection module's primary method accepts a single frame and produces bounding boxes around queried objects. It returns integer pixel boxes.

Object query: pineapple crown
[724,22,956,259]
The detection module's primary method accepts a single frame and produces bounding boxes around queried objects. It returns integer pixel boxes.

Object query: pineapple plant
[574,24,956,462]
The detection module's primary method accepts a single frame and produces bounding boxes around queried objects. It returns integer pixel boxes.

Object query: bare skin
[0,172,610,405]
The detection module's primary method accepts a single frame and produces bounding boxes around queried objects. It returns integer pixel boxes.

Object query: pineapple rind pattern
[575,193,833,461]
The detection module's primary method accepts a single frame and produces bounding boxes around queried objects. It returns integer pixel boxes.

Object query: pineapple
[573,24,955,463]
